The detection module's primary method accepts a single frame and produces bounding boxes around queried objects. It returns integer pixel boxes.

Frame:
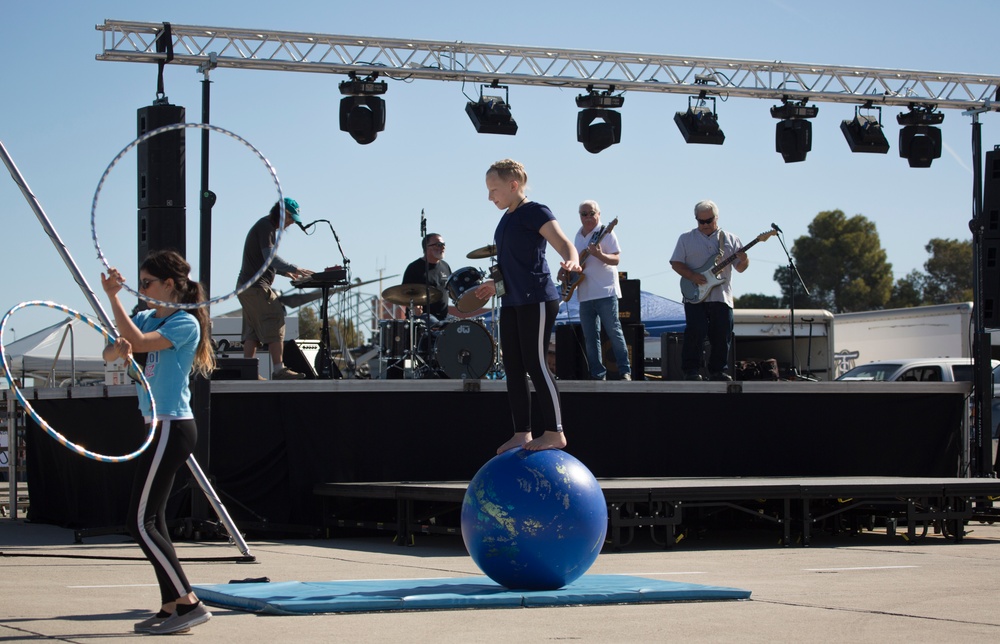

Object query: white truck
[833,302,997,378]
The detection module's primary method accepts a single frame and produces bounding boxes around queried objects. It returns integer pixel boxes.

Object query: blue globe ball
[461,448,608,590]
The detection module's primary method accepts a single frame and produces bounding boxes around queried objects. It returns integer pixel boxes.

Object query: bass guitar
[679,229,776,303]
[558,217,619,302]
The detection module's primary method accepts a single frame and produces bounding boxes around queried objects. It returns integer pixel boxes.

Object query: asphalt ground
[3,516,1000,642]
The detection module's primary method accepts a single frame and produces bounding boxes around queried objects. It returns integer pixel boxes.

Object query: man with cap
[236,198,315,379]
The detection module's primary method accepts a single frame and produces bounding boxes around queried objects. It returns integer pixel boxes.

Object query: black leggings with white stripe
[127,418,197,605]
[500,300,562,434]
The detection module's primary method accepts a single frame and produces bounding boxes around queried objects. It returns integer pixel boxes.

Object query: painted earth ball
[461,447,608,590]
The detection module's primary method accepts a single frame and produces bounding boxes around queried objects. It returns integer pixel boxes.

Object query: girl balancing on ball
[101,250,215,635]
[473,159,581,454]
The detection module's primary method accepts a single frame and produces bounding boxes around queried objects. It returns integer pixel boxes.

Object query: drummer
[402,233,452,324]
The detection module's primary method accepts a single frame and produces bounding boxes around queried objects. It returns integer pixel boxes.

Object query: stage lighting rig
[466,82,518,135]
[840,103,890,154]
[896,104,944,168]
[674,92,725,145]
[339,72,387,145]
[575,86,625,154]
[770,98,818,163]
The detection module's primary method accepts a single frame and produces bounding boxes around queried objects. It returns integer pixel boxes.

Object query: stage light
[770,99,818,163]
[466,83,517,135]
[338,72,387,145]
[840,105,889,154]
[575,87,624,154]
[674,94,725,145]
[896,104,944,168]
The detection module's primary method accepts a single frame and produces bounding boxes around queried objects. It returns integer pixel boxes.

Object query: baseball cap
[283,197,302,223]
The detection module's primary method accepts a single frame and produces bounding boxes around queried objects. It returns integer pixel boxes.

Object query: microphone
[771,222,783,234]
[420,208,427,238]
[297,221,309,233]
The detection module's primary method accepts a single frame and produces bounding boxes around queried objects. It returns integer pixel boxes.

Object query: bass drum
[429,319,494,379]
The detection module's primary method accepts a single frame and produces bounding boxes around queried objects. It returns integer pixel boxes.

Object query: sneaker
[134,613,170,634]
[621,373,632,381]
[147,603,211,635]
[272,367,306,380]
[709,371,733,381]
[684,373,703,381]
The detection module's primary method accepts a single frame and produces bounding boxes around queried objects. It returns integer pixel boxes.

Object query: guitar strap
[715,229,725,261]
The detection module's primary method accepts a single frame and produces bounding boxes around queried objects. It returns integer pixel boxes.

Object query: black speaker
[985,149,1000,240]
[137,103,186,209]
[983,238,1000,329]
[619,278,641,325]
[555,323,588,380]
[212,358,259,381]
[137,207,186,267]
[283,339,320,379]
[661,332,684,380]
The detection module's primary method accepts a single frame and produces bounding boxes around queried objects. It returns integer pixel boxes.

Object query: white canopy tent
[1,318,108,386]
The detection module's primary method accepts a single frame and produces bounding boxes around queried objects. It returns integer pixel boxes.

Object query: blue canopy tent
[478,291,686,338]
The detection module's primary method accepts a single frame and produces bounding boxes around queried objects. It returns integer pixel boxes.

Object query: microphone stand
[774,229,812,380]
[308,220,351,379]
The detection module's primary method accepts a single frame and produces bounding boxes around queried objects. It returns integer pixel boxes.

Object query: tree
[921,238,972,304]
[298,306,320,339]
[773,210,893,313]
[735,293,782,308]
[887,270,925,308]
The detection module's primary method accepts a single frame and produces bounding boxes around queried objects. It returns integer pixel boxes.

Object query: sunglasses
[139,277,162,289]
[579,211,596,217]
[429,242,446,248]
[696,217,716,225]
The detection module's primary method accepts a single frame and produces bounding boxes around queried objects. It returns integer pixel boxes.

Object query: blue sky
[2,1,998,341]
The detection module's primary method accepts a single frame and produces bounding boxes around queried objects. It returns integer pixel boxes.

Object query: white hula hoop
[0,301,157,463]
[90,122,285,309]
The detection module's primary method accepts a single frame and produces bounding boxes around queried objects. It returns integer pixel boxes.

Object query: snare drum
[378,319,425,361]
[428,319,495,379]
[446,267,490,313]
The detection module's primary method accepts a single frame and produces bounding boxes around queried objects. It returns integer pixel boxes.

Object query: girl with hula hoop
[101,250,215,635]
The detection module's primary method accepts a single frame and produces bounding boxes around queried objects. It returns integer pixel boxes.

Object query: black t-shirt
[402,257,452,319]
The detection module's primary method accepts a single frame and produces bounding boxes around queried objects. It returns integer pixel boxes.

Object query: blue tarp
[481,290,686,338]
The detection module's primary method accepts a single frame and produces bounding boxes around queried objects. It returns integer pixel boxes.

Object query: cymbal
[467,244,497,259]
[381,283,444,306]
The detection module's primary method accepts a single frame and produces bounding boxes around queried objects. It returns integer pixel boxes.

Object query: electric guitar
[679,229,776,304]
[558,217,619,302]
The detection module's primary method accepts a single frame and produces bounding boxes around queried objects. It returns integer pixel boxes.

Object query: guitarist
[572,200,631,381]
[669,200,748,381]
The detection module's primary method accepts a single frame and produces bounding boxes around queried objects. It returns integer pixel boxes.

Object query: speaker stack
[136,103,186,269]
[982,148,1000,328]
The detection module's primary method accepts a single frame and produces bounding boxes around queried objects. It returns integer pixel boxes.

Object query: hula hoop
[91,122,285,310]
[0,301,157,463]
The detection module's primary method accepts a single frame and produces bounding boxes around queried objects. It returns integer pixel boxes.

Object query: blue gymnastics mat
[194,574,750,614]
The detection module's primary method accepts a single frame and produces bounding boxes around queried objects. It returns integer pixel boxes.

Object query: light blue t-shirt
[132,310,199,420]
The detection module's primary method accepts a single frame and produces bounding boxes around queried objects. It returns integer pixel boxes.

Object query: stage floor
[315,476,1000,548]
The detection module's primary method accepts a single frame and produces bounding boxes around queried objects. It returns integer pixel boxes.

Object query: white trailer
[833,302,998,377]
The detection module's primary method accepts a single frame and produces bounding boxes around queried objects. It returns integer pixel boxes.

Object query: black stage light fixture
[339,72,387,145]
[896,104,944,168]
[674,94,725,145]
[841,104,890,154]
[770,99,819,163]
[575,87,625,154]
[466,82,518,135]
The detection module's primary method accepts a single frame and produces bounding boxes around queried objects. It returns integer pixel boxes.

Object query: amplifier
[283,339,320,379]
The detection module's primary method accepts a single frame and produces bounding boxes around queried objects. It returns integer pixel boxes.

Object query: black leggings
[126,418,197,605]
[500,300,562,434]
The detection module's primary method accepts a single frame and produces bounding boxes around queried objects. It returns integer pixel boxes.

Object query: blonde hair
[487,158,528,186]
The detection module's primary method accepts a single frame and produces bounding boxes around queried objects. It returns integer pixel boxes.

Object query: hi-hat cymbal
[467,244,497,260]
[381,283,444,306]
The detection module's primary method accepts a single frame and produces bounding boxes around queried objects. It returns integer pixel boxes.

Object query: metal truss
[96,20,1000,112]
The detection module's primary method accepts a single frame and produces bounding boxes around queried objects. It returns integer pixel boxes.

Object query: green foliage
[734,293,782,308]
[772,210,893,313]
[921,238,972,304]
[298,306,321,339]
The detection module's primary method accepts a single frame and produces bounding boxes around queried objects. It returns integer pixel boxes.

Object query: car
[835,357,996,383]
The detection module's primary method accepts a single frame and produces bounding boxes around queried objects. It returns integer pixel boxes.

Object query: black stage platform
[11,379,995,546]
[315,475,1000,548]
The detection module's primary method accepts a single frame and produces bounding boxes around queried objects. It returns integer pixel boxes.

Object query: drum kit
[378,243,502,380]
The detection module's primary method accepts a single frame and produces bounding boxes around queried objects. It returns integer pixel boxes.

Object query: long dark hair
[140,250,216,377]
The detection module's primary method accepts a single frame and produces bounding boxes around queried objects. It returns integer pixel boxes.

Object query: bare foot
[497,432,532,455]
[524,430,567,451]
